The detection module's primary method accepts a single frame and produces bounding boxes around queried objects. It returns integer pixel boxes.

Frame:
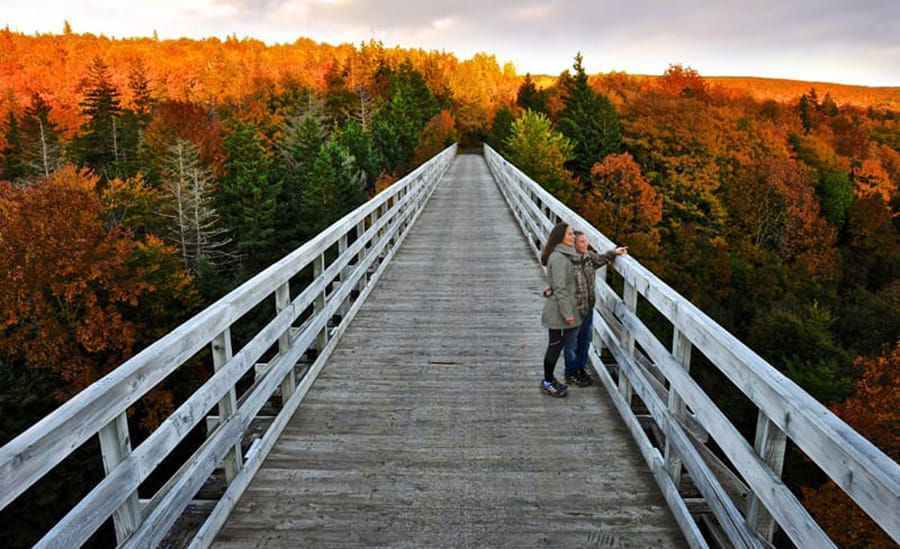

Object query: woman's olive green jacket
[541,244,581,330]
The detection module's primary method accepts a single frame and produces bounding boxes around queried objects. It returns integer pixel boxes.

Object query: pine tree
[1,111,26,182]
[128,59,155,129]
[21,92,63,179]
[219,121,281,272]
[516,74,546,114]
[334,118,381,196]
[71,56,124,182]
[557,53,621,184]
[486,105,515,154]
[372,60,439,175]
[300,138,365,235]
[276,112,326,248]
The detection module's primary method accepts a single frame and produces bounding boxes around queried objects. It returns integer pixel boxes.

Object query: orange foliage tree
[801,340,899,548]
[582,152,662,259]
[412,110,456,166]
[656,64,711,101]
[0,166,198,426]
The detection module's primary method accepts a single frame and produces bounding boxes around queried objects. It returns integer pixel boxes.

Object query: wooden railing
[0,144,457,548]
[485,144,900,549]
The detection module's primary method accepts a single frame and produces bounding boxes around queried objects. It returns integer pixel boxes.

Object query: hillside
[528,71,899,111]
[705,76,900,110]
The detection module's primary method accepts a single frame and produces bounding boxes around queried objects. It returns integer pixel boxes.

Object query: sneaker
[576,368,594,386]
[565,373,591,388]
[550,377,569,393]
[540,380,567,398]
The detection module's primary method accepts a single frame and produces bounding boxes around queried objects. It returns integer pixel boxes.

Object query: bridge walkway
[213,153,686,547]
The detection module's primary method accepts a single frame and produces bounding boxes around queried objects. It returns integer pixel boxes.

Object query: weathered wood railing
[0,144,457,548]
[485,144,900,549]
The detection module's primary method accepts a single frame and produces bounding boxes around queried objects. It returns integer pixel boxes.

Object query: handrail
[0,144,457,547]
[484,143,900,549]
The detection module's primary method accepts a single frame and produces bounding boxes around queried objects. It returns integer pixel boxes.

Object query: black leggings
[543,327,577,381]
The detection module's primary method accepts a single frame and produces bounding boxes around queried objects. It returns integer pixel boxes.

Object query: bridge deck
[213,154,686,548]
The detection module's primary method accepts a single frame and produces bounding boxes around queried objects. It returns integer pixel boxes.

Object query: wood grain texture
[213,154,686,548]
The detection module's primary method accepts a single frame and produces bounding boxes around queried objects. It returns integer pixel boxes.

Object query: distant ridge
[705,76,900,110]
[529,72,899,110]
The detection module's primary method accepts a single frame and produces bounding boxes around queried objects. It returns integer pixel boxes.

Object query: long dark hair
[541,222,569,266]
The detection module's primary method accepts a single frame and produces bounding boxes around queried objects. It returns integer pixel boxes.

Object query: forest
[0,28,898,548]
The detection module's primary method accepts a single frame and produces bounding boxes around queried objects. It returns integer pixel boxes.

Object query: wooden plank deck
[213,153,687,548]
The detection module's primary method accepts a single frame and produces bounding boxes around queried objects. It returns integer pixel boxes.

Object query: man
[547,232,627,387]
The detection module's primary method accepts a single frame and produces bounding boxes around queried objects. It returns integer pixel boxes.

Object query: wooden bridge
[1,146,898,548]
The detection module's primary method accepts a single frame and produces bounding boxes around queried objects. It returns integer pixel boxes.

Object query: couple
[540,222,627,398]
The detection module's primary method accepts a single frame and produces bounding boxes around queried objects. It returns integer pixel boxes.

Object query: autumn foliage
[801,341,900,548]
[0,166,197,417]
[0,28,898,546]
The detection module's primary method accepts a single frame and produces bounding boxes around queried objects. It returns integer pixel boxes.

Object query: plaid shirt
[572,249,618,318]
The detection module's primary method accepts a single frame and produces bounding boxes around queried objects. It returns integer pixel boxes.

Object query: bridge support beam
[356,219,369,292]
[664,328,692,483]
[748,413,787,543]
[314,253,329,352]
[98,411,142,543]
[275,283,296,399]
[618,281,638,404]
[212,329,243,483]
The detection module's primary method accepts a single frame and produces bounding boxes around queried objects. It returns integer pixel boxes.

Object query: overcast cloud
[2,0,898,85]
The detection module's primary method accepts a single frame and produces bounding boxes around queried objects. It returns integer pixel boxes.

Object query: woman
[539,222,580,398]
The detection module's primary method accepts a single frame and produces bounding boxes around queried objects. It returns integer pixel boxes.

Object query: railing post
[747,412,787,542]
[314,253,328,352]
[212,329,242,483]
[618,281,638,404]
[357,218,369,292]
[664,328,692,482]
[337,233,351,318]
[275,282,296,399]
[98,412,141,543]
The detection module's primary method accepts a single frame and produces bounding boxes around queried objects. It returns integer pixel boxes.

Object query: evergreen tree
[276,112,326,248]
[557,53,621,183]
[372,60,439,175]
[218,121,281,272]
[516,73,546,114]
[799,94,812,135]
[748,300,852,404]
[324,61,357,127]
[1,111,26,182]
[21,92,63,179]
[300,138,366,235]
[128,59,155,130]
[70,56,124,182]
[334,118,381,196]
[486,105,515,154]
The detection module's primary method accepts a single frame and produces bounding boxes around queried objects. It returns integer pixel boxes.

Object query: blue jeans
[564,312,593,377]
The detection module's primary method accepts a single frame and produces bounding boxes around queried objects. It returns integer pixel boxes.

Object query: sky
[2,0,899,87]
